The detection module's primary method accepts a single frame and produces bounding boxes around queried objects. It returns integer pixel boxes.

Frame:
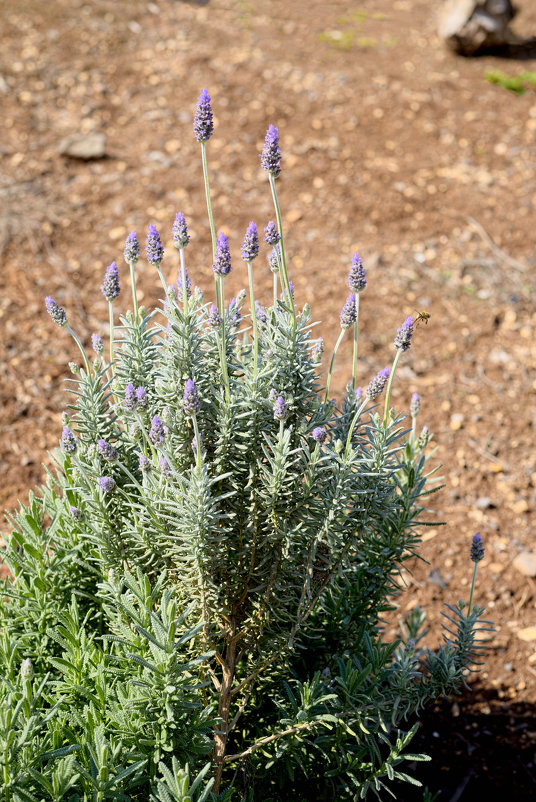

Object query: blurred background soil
[1,0,536,798]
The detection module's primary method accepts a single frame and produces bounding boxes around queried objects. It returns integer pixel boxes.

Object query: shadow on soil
[393,683,536,801]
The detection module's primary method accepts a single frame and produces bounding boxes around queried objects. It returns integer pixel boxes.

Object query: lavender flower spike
[97,439,118,462]
[99,476,116,494]
[60,426,77,452]
[261,124,281,178]
[146,224,164,266]
[45,297,67,327]
[273,396,289,422]
[470,532,485,563]
[394,316,414,351]
[264,221,280,246]
[101,262,120,302]
[269,245,281,273]
[311,337,324,365]
[91,333,104,355]
[172,212,190,249]
[410,393,420,417]
[124,382,136,410]
[124,231,139,264]
[213,232,232,276]
[241,222,259,262]
[135,386,147,408]
[193,88,214,142]
[149,415,166,446]
[139,454,152,474]
[340,293,357,329]
[312,426,327,445]
[347,253,366,293]
[208,304,222,328]
[183,379,200,416]
[366,367,390,401]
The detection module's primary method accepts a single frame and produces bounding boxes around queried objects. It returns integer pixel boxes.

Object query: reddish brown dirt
[1,1,536,798]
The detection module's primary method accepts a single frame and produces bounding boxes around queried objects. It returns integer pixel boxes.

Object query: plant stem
[201,141,219,310]
[108,301,115,375]
[468,563,479,616]
[66,326,91,376]
[179,248,189,315]
[212,629,237,794]
[351,292,360,389]
[273,271,278,308]
[192,414,202,469]
[129,260,139,323]
[247,261,259,376]
[323,329,346,404]
[218,277,231,404]
[268,173,295,325]
[383,349,402,425]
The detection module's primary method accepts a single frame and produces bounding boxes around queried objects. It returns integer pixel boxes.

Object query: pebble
[476,496,494,510]
[512,551,536,578]
[428,568,448,589]
[58,133,106,160]
[517,626,536,642]
[450,413,465,431]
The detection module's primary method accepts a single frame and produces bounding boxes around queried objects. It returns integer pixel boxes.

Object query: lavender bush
[0,91,491,801]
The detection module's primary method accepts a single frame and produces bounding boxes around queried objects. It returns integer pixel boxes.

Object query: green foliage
[0,95,491,800]
[484,68,536,94]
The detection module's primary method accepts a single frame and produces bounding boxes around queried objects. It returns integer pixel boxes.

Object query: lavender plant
[0,91,491,802]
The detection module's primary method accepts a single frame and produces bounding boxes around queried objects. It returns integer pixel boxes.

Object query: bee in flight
[414,310,431,326]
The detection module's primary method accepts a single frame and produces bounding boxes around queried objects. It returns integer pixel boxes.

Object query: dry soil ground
[1,0,536,798]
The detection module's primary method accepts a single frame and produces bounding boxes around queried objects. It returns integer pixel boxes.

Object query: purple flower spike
[273,396,289,422]
[146,224,164,266]
[266,246,279,275]
[45,297,67,327]
[135,386,147,408]
[394,316,414,352]
[149,415,166,446]
[124,231,139,264]
[208,304,222,328]
[311,337,324,365]
[241,221,259,262]
[347,253,367,293]
[264,221,280,246]
[70,505,82,521]
[99,476,115,494]
[255,300,267,325]
[312,426,327,445]
[366,367,390,401]
[261,124,281,178]
[410,393,420,417]
[101,262,120,302]
[355,386,363,403]
[60,426,77,453]
[139,454,152,473]
[194,88,214,143]
[172,212,190,249]
[213,232,232,276]
[471,532,485,563]
[159,456,171,476]
[340,293,357,329]
[97,439,118,462]
[227,298,241,327]
[183,379,200,416]
[91,333,104,355]
[124,382,136,410]
[177,268,192,299]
